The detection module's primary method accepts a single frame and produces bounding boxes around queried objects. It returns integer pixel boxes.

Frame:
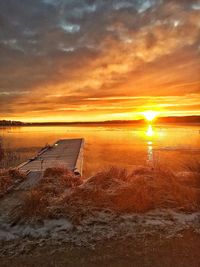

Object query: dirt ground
[1,230,200,267]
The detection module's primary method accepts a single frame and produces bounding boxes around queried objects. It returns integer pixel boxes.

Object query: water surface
[0,124,199,177]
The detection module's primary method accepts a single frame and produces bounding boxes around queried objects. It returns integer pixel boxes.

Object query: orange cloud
[0,0,199,122]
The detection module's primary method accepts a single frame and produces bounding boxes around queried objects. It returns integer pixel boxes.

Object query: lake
[0,124,200,177]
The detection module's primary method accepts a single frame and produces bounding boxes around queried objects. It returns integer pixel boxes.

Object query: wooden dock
[18,138,84,176]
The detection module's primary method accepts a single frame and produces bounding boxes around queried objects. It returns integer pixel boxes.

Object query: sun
[143,111,157,122]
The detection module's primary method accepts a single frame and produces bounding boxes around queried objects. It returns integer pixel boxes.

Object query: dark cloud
[0,0,199,121]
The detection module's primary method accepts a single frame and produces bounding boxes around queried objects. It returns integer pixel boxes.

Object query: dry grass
[0,141,5,162]
[0,137,39,169]
[15,163,200,224]
[15,167,82,222]
[0,147,22,169]
[177,161,200,188]
[0,169,26,196]
[0,171,11,196]
[43,167,83,193]
[184,160,200,184]
[19,189,48,218]
[62,166,199,218]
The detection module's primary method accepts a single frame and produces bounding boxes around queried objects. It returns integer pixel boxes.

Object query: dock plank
[18,138,84,176]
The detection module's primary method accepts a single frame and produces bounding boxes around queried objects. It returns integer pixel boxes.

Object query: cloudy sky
[0,0,200,122]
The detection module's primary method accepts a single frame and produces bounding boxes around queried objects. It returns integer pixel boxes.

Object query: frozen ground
[0,207,200,257]
[0,166,199,259]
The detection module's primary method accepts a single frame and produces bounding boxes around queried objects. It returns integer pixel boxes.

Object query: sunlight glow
[143,111,158,122]
[146,125,154,137]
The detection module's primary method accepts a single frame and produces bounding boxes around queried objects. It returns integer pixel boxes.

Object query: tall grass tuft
[14,162,200,223]
[14,167,82,222]
[0,169,26,196]
[185,160,200,179]
[64,166,199,215]
[18,189,48,219]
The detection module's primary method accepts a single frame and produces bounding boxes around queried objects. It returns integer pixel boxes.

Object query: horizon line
[1,115,200,125]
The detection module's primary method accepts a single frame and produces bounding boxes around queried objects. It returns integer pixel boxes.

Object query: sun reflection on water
[146,125,154,137]
[146,125,154,164]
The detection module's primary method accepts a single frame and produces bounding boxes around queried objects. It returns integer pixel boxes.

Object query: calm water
[0,124,200,177]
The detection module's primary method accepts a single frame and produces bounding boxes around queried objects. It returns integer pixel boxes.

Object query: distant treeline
[156,116,200,124]
[0,116,199,126]
[0,120,29,126]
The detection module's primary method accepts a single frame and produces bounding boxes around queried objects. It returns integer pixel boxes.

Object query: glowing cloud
[0,0,199,122]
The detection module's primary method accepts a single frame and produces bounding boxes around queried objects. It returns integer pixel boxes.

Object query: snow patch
[0,218,73,241]
[0,210,200,257]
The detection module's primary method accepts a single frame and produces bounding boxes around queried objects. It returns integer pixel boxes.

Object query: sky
[0,0,200,122]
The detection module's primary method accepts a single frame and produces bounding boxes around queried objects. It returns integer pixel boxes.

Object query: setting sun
[143,111,158,122]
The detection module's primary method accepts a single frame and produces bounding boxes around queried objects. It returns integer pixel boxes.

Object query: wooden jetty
[18,139,84,176]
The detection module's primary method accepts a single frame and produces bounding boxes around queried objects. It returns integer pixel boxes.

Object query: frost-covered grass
[14,162,200,224]
[13,167,82,222]
[0,169,26,197]
[60,165,200,223]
